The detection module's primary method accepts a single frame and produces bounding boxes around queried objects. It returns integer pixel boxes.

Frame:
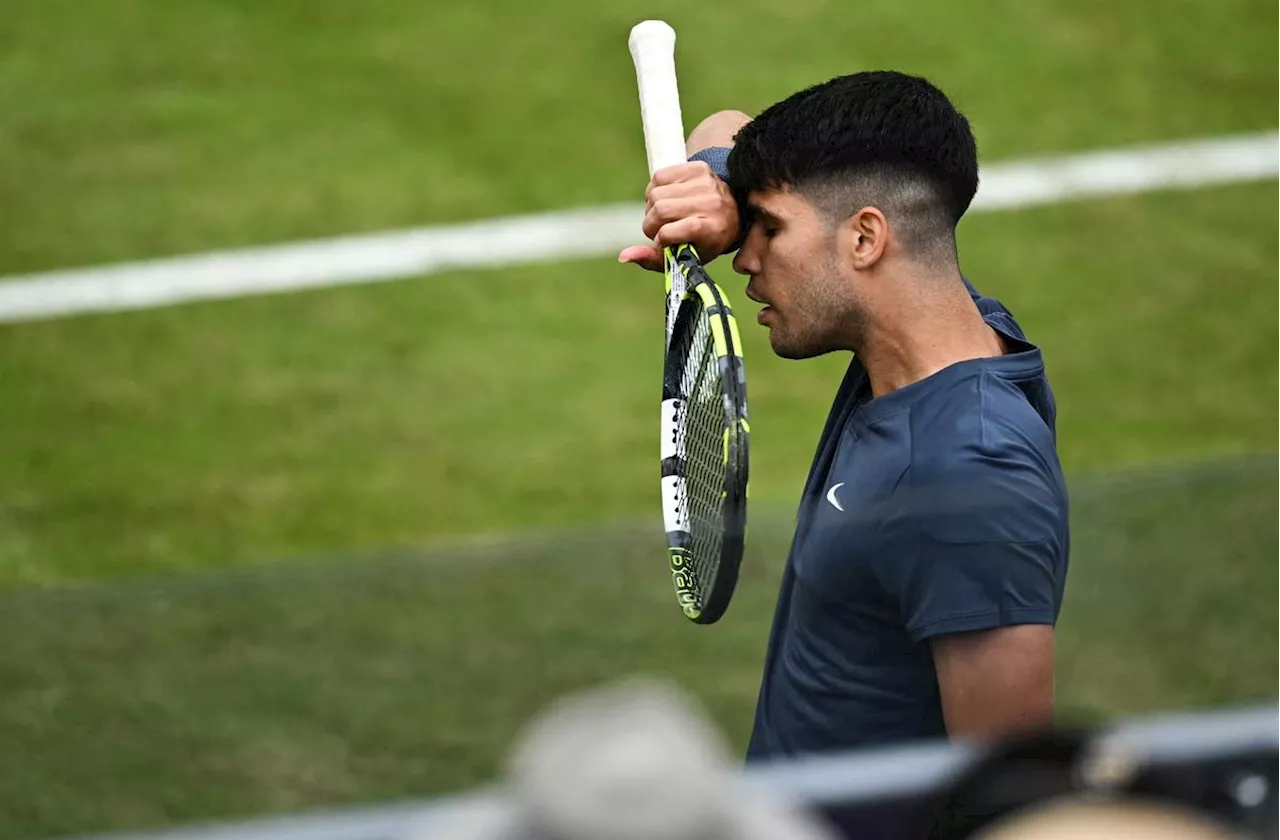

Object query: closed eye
[746,204,782,239]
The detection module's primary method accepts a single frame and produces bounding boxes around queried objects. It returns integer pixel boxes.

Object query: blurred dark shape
[925,727,1098,839]
[919,723,1276,840]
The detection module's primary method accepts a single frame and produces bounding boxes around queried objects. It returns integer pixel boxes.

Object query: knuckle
[658,221,686,245]
[655,164,684,185]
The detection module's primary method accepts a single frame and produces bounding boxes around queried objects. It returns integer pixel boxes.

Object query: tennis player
[620,72,1070,759]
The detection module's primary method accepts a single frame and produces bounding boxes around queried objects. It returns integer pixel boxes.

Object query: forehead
[747,186,821,222]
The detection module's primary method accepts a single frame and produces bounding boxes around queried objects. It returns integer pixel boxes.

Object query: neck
[853,268,1005,398]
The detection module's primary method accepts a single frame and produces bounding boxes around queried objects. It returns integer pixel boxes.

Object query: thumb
[617,244,664,272]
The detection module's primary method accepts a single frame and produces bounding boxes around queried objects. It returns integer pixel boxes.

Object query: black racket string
[676,309,728,592]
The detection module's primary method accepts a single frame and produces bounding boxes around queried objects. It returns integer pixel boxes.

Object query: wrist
[687,147,744,253]
[688,146,732,182]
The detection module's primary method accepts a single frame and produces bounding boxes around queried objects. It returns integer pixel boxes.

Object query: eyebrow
[746,203,781,225]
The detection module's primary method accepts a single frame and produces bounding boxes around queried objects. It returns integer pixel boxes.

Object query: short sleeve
[875,454,1065,643]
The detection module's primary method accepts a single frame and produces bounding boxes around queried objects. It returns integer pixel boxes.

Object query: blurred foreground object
[421,678,837,840]
[43,703,1273,840]
[972,800,1236,840]
[926,726,1271,840]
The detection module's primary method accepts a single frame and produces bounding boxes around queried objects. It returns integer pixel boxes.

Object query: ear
[839,207,889,271]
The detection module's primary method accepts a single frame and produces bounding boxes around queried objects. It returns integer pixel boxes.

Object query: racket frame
[659,245,750,624]
[630,20,750,623]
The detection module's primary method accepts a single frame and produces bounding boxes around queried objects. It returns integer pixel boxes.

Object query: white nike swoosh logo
[826,482,845,512]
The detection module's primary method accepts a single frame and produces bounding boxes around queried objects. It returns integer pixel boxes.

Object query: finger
[640,193,732,239]
[617,244,657,263]
[646,177,710,206]
[645,179,722,210]
[642,195,714,240]
[653,217,712,251]
[645,168,720,208]
[617,244,664,272]
[649,160,715,190]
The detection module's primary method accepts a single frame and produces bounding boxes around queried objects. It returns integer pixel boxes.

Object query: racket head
[660,245,749,624]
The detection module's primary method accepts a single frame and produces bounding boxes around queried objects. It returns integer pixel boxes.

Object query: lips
[746,285,773,325]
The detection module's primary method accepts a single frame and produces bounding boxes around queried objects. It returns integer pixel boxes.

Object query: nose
[733,220,760,276]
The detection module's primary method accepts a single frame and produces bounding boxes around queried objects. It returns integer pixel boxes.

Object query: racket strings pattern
[660,245,749,624]
[630,20,749,624]
[676,312,726,587]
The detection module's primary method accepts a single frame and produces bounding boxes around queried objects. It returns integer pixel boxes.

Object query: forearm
[685,110,752,156]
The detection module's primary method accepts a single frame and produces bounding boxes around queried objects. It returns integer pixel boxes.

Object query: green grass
[0,459,1274,840]
[0,0,1274,273]
[0,0,1274,582]
[0,1,1276,836]
[0,182,1274,584]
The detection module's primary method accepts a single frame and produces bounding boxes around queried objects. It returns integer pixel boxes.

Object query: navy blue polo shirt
[744,291,1069,760]
[688,147,1070,759]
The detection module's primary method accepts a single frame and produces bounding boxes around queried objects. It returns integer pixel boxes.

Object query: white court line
[0,131,1275,324]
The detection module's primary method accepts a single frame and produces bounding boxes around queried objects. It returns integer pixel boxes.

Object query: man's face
[732,187,860,359]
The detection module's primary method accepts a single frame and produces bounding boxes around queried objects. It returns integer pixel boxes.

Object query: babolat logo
[668,549,700,618]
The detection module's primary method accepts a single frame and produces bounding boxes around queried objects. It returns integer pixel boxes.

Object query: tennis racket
[628,20,750,625]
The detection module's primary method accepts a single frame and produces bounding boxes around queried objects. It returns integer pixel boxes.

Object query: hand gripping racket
[629,20,750,624]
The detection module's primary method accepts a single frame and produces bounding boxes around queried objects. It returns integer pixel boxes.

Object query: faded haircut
[728,71,979,262]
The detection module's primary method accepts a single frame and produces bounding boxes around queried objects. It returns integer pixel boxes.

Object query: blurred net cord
[48,704,1277,840]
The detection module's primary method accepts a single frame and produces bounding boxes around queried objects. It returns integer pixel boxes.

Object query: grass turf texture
[0,0,1275,581]
[0,182,1275,584]
[1,459,1275,839]
[1,0,1275,273]
[0,0,1277,836]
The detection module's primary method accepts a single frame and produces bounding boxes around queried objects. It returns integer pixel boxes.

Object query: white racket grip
[629,20,687,176]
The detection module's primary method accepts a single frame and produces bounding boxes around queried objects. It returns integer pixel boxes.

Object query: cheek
[760,240,803,290]
[764,239,823,301]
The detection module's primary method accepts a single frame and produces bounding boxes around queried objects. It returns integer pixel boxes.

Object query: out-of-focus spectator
[926,726,1248,840]
[421,678,837,840]
[971,799,1237,840]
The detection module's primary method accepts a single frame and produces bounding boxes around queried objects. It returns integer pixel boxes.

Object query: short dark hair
[728,71,979,259]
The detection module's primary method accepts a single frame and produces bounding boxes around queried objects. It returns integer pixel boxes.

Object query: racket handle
[629,20,687,176]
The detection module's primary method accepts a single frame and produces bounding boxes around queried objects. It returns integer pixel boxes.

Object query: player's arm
[874,453,1066,741]
[685,109,752,157]
[931,624,1055,739]
[619,110,751,271]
